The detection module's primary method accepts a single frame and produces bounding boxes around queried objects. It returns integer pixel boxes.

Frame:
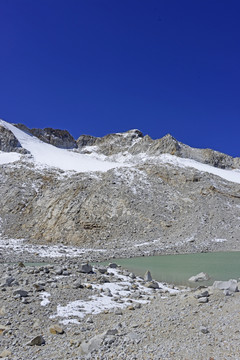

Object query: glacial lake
[108,252,240,287]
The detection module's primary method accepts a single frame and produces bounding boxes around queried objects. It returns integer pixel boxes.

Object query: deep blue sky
[0,0,239,156]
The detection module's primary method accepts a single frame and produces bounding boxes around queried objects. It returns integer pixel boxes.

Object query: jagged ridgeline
[0,119,240,253]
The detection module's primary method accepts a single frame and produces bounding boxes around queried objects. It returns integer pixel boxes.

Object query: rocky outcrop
[14,124,77,149]
[0,125,28,154]
[76,129,240,170]
[77,129,144,155]
[0,155,240,253]
[10,123,240,169]
[76,134,98,148]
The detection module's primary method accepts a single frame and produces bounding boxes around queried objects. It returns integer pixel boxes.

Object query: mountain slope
[0,119,239,256]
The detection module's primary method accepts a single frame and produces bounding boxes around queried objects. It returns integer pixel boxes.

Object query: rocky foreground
[1,247,240,360]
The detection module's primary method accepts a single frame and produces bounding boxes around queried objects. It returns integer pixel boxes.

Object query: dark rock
[0,125,28,154]
[26,335,45,346]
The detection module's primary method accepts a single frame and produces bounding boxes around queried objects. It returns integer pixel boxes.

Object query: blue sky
[0,0,239,157]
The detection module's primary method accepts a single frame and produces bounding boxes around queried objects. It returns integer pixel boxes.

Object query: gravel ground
[1,246,240,360]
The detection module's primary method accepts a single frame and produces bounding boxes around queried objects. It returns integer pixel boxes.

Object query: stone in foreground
[79,263,93,273]
[213,279,238,293]
[49,324,64,335]
[26,335,45,346]
[144,270,152,282]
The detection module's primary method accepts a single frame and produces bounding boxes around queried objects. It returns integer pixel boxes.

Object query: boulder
[72,279,83,289]
[79,332,106,355]
[198,297,208,303]
[79,263,93,273]
[145,281,159,289]
[13,289,28,297]
[26,335,45,346]
[213,279,238,293]
[144,270,152,282]
[49,324,64,335]
[108,263,118,269]
[188,272,210,282]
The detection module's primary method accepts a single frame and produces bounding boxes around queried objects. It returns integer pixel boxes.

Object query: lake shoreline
[1,239,240,359]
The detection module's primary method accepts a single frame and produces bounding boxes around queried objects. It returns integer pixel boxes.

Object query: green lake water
[109,252,240,287]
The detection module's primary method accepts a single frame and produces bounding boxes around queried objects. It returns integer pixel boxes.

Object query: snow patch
[158,154,240,185]
[0,151,22,165]
[0,238,106,258]
[51,267,178,323]
[40,292,51,306]
[0,120,128,173]
[211,238,227,243]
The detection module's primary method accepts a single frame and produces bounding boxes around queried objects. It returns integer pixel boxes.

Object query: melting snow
[51,267,178,324]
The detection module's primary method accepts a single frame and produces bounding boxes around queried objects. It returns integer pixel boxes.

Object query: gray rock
[15,124,77,149]
[213,279,238,293]
[198,297,208,303]
[223,289,232,296]
[195,290,209,299]
[33,283,45,291]
[55,267,63,275]
[79,332,106,355]
[105,328,118,336]
[145,281,159,289]
[97,267,107,274]
[79,263,93,273]
[13,289,28,297]
[108,263,118,269]
[72,279,82,289]
[26,335,45,346]
[3,276,15,287]
[114,309,123,315]
[104,288,112,297]
[200,326,209,334]
[188,272,210,282]
[0,125,28,153]
[144,270,152,282]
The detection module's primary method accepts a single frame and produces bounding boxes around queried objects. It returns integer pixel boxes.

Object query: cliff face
[14,123,77,149]
[0,119,239,254]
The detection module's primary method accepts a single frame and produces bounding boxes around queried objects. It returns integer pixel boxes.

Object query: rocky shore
[1,244,240,360]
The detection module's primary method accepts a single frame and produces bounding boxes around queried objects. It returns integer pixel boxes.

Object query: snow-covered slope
[1,119,240,184]
[157,154,240,185]
[0,120,124,173]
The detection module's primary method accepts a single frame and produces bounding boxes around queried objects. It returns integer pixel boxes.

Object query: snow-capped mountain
[0,119,239,257]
